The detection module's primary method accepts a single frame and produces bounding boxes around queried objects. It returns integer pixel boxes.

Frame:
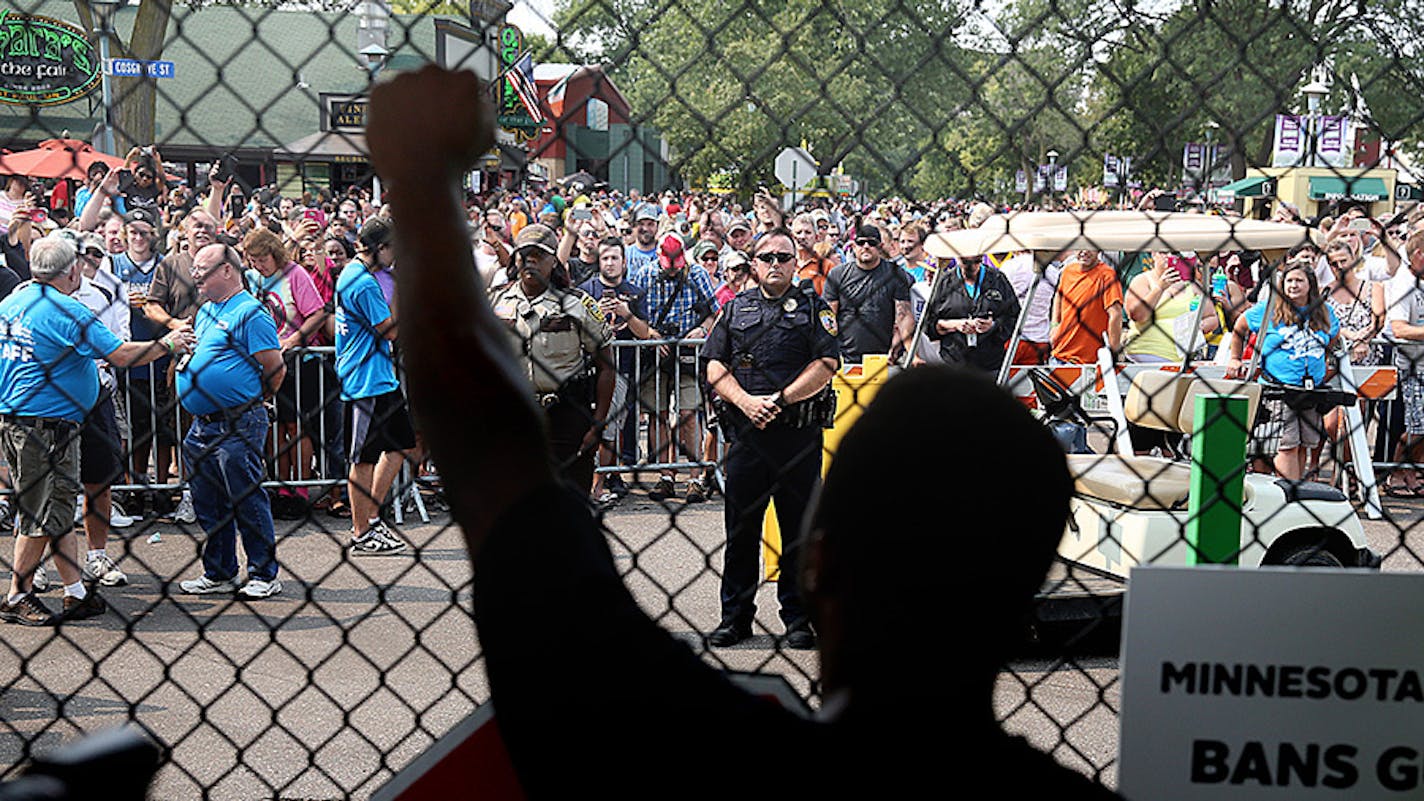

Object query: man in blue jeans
[175,243,287,599]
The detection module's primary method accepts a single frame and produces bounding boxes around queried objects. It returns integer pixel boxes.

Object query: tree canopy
[550,0,1424,197]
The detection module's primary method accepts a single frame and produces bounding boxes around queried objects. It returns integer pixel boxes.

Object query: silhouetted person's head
[802,367,1072,706]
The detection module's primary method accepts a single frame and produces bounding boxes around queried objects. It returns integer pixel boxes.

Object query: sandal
[1383,483,1419,499]
[326,497,352,518]
[594,490,618,510]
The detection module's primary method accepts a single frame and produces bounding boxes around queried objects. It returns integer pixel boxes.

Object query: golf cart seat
[1067,371,1262,510]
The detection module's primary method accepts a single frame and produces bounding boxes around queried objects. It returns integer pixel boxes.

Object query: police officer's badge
[819,309,838,335]
[783,297,798,313]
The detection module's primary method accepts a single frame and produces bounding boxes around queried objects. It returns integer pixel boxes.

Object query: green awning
[1397,183,1424,202]
[1308,176,1389,202]
[1216,175,1274,199]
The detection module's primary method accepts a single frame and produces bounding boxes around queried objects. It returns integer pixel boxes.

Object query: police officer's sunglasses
[754,251,795,264]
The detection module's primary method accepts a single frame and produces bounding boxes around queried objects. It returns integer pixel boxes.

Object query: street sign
[775,147,817,190]
[105,59,175,79]
[1120,568,1424,801]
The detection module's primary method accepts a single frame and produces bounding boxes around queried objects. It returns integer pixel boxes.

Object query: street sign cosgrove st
[0,11,101,107]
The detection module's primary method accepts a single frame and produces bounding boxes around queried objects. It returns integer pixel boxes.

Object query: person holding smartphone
[577,236,649,506]
[925,251,1020,372]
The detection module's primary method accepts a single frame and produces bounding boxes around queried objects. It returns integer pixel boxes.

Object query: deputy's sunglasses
[755,251,795,264]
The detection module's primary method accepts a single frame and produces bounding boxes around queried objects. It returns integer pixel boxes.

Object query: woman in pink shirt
[243,228,330,504]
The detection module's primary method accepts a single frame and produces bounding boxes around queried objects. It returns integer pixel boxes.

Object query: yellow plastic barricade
[762,354,892,579]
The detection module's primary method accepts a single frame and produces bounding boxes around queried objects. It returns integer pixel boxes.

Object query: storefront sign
[497,24,540,141]
[1120,567,1424,801]
[327,97,368,132]
[0,12,101,107]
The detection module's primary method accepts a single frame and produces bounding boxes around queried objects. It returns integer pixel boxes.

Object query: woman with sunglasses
[119,146,166,217]
[925,251,1020,372]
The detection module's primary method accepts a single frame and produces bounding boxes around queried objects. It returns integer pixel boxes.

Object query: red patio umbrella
[0,138,127,180]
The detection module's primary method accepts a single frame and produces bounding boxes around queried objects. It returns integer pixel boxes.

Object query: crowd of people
[1,136,1423,627]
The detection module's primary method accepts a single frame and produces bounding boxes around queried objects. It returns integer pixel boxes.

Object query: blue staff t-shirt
[334,260,398,401]
[1243,299,1340,387]
[177,290,280,416]
[0,282,124,421]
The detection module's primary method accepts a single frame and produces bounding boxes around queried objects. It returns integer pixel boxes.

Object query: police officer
[701,228,840,649]
[490,224,615,492]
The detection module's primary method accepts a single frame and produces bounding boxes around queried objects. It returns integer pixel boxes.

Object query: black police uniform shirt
[701,285,840,397]
[822,258,910,362]
[925,262,1022,369]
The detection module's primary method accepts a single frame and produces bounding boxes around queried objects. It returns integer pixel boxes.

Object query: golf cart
[921,211,1383,581]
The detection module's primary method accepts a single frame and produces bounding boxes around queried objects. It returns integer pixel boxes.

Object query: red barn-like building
[529,64,670,194]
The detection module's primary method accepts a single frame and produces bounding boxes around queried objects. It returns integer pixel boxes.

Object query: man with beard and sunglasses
[701,229,839,649]
[823,224,913,365]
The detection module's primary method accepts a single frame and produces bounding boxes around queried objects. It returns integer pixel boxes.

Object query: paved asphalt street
[1,486,1419,798]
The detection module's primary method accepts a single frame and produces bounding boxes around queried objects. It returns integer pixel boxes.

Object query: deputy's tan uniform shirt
[490,284,613,393]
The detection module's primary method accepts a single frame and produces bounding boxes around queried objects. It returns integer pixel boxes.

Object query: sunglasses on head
[755,251,795,264]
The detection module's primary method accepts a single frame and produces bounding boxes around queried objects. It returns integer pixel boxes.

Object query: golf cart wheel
[1274,543,1346,568]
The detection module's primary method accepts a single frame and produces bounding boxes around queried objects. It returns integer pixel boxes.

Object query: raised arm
[367,66,552,561]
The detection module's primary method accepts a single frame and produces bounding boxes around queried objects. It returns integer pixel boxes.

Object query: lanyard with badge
[964,264,986,347]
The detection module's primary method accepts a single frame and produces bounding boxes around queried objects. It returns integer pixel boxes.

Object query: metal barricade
[601,337,722,477]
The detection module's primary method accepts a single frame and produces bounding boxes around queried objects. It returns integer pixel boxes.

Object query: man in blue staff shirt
[0,235,192,626]
[175,243,287,599]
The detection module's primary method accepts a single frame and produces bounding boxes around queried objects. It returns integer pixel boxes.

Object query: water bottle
[1211,269,1227,298]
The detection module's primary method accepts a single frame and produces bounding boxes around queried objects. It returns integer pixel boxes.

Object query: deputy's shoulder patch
[578,292,603,319]
[819,308,838,336]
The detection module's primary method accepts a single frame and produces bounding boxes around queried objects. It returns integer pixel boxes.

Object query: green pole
[1186,393,1249,566]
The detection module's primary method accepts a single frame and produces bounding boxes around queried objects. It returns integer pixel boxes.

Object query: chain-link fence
[0,0,1422,796]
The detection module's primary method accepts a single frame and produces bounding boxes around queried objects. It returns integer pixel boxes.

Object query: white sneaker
[178,574,238,594]
[238,578,282,599]
[30,564,50,593]
[349,522,409,557]
[83,553,129,587]
[109,502,135,529]
[174,490,196,524]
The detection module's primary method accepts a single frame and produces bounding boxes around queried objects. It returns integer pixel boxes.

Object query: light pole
[1046,148,1059,202]
[1203,120,1220,190]
[1301,79,1329,168]
[92,0,120,154]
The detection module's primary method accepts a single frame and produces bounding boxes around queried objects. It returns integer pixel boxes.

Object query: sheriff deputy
[490,223,615,492]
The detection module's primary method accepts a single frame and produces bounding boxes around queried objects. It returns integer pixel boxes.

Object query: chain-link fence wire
[0,0,1423,796]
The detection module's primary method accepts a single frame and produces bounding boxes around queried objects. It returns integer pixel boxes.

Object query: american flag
[505,53,544,122]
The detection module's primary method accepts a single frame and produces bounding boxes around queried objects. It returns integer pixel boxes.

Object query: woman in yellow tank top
[1123,252,1221,363]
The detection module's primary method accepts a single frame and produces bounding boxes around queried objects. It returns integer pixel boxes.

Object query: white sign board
[1120,567,1424,801]
[775,147,817,190]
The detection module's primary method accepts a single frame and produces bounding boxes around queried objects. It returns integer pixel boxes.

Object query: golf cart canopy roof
[924,211,1322,260]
